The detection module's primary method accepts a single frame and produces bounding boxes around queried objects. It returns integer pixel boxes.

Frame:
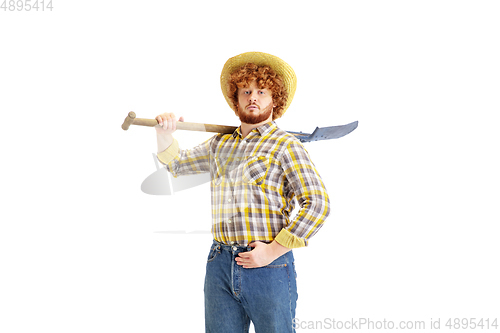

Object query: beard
[237,102,273,125]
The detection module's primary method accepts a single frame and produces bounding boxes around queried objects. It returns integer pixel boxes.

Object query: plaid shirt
[157,121,330,248]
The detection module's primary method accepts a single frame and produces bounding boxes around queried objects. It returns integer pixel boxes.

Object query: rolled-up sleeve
[157,136,214,177]
[157,139,180,165]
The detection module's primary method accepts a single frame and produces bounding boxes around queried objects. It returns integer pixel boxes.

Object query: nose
[249,91,258,102]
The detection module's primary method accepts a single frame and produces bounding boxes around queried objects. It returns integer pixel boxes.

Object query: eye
[258,91,265,95]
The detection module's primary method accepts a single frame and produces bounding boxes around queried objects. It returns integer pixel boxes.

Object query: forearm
[279,141,331,248]
[157,133,174,153]
[269,239,292,257]
[279,194,330,248]
[236,240,291,268]
[155,112,183,153]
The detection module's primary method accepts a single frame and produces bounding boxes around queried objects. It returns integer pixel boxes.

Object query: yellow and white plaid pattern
[157,121,330,248]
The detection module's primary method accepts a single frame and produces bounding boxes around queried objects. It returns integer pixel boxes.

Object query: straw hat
[220,51,297,115]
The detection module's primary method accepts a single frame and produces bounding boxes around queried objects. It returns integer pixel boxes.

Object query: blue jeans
[204,240,298,333]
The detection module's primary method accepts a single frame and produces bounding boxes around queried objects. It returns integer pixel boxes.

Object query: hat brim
[220,51,297,115]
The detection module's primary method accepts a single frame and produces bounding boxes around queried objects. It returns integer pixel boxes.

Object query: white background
[1,1,499,332]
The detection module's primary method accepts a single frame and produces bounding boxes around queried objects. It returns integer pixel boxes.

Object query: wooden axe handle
[121,111,237,134]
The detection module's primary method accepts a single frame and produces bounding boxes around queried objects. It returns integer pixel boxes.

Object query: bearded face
[236,80,274,125]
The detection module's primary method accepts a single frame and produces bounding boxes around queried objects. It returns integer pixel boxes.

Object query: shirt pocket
[212,157,226,186]
[242,156,270,185]
[213,156,241,185]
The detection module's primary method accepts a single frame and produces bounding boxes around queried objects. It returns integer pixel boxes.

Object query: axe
[121,111,358,142]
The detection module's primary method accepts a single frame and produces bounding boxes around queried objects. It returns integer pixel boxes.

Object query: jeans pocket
[207,244,220,263]
[265,253,288,268]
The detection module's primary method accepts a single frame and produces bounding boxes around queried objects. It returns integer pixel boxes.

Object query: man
[155,52,330,332]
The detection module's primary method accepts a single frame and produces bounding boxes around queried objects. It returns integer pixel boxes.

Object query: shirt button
[228,198,232,202]
[227,219,232,224]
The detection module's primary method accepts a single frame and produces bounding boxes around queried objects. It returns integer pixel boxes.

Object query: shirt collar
[232,121,277,139]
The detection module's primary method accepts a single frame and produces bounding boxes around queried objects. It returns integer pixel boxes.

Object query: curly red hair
[227,63,288,120]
